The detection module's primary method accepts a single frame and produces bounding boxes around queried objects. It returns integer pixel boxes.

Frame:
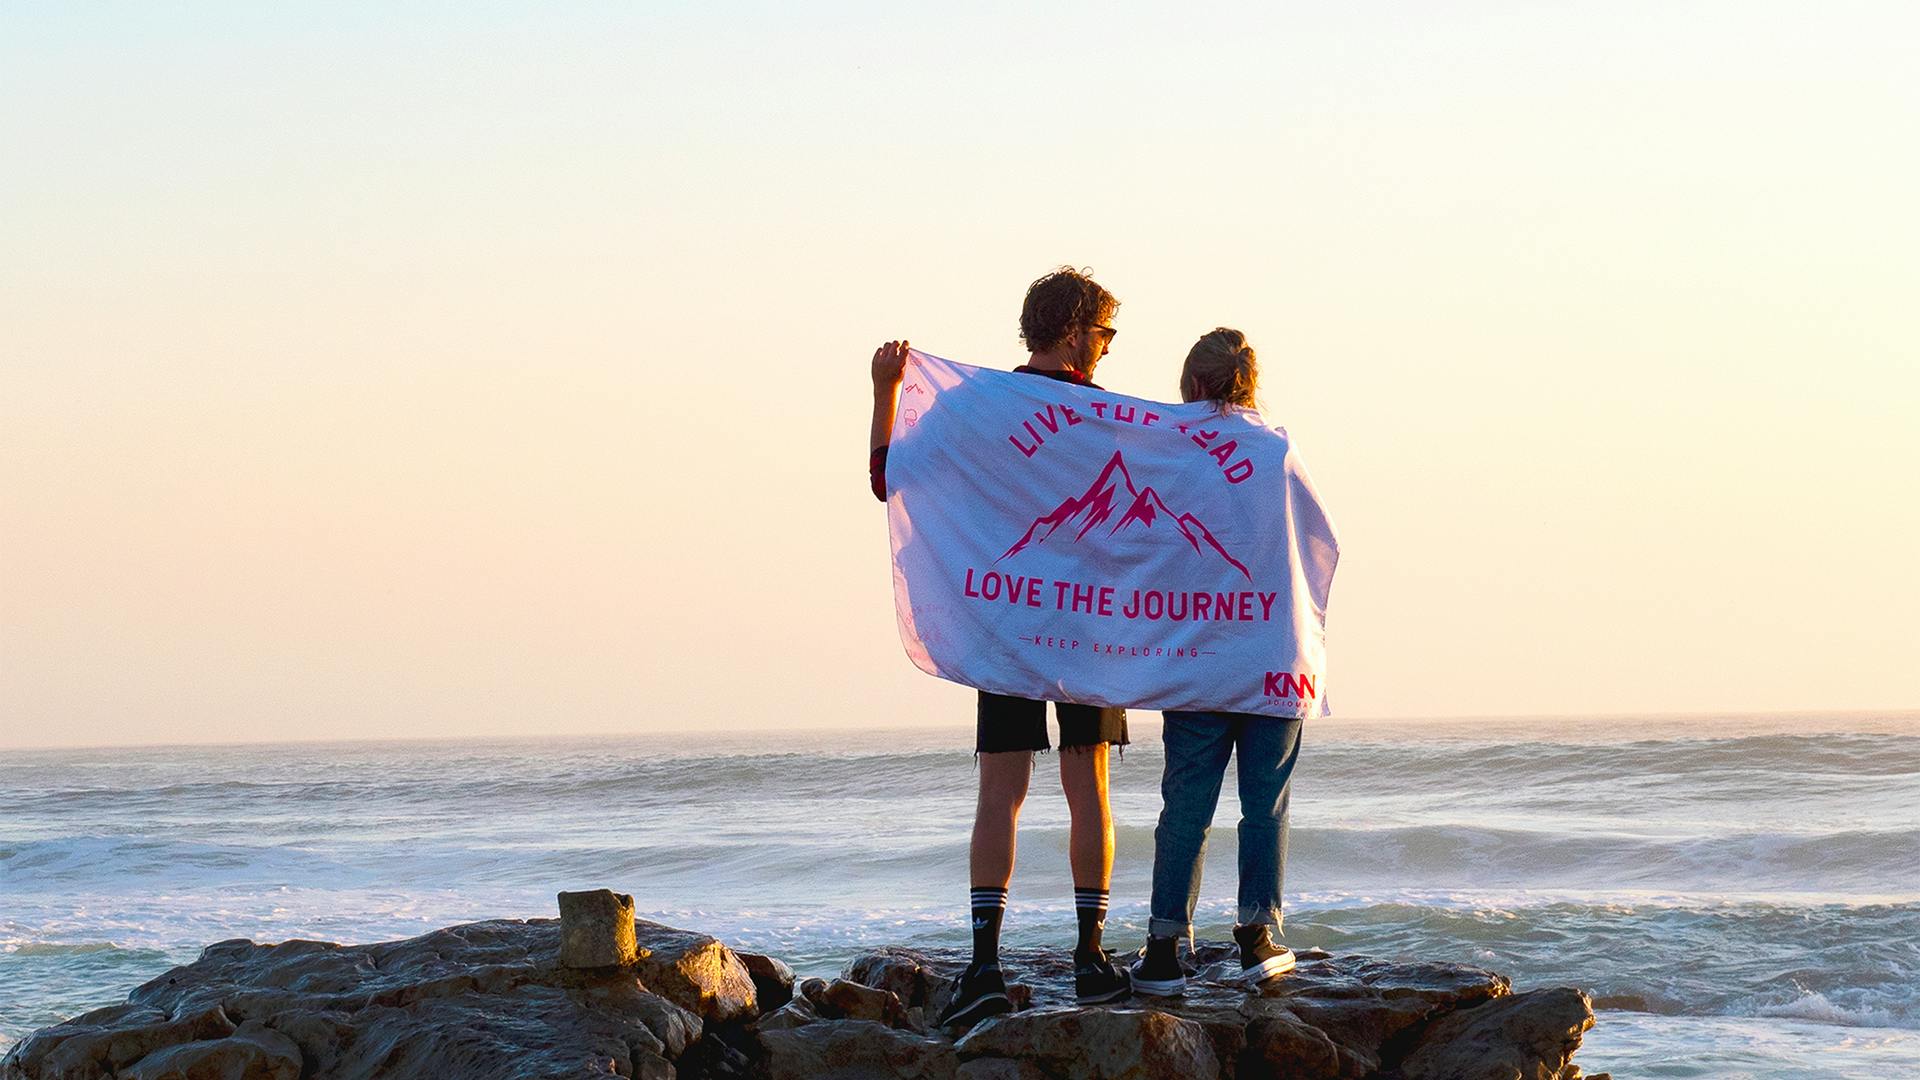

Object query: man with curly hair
[866,267,1133,1028]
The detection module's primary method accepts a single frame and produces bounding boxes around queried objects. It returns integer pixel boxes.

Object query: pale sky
[3,3,1916,749]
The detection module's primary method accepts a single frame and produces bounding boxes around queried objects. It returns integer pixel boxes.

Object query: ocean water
[3,712,1917,1078]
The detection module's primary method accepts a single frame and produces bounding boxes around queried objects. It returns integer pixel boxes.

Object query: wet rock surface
[736,952,796,1012]
[1398,986,1600,1080]
[4,919,1607,1079]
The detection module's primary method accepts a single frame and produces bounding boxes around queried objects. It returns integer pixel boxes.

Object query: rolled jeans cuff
[1148,916,1191,943]
[1238,905,1282,931]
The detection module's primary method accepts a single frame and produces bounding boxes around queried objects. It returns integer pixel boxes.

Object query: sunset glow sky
[3,3,1916,748]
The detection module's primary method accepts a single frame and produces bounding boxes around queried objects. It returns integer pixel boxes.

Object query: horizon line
[4,706,1916,755]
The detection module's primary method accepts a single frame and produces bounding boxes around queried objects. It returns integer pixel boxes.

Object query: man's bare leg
[965,750,1032,973]
[1060,744,1115,964]
[938,751,1032,1027]
[1060,744,1114,887]
[971,750,1034,887]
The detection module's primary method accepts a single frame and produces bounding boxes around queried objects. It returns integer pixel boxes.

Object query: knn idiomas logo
[997,450,1251,580]
[1264,671,1317,700]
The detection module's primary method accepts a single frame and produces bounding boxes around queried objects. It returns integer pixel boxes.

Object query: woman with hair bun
[1130,328,1305,996]
[1178,327,1261,411]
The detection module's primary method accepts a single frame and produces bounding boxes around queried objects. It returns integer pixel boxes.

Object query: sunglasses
[1087,324,1118,342]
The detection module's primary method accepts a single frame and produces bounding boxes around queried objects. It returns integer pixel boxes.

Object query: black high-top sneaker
[1128,935,1187,997]
[1073,949,1134,1005]
[1234,923,1297,985]
[936,963,1013,1030]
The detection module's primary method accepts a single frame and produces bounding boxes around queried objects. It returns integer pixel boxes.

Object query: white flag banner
[886,350,1340,719]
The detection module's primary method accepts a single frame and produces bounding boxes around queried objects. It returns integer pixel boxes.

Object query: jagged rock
[676,1035,755,1080]
[635,990,704,1058]
[955,1007,1221,1080]
[737,952,796,1010]
[751,996,822,1033]
[3,1003,236,1079]
[557,889,641,969]
[1129,999,1247,1075]
[1248,952,1511,1076]
[635,1052,678,1080]
[1238,1005,1346,1080]
[1399,987,1596,1080]
[0,920,720,1080]
[252,1009,354,1077]
[120,1022,302,1080]
[1299,955,1511,1011]
[1272,993,1432,1076]
[130,924,548,1019]
[835,942,1540,1080]
[815,979,912,1028]
[845,947,950,1007]
[631,919,758,1024]
[571,976,702,1058]
[5,922,1608,1080]
[272,982,674,1079]
[840,947,1038,1023]
[841,947,1038,1017]
[1256,954,1509,1010]
[756,1019,958,1080]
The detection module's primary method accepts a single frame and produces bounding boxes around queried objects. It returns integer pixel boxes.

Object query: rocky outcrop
[120,1022,303,1080]
[630,920,758,1024]
[808,979,912,1028]
[757,1021,958,1080]
[3,1004,237,1079]
[1398,986,1600,1080]
[1,918,730,1080]
[3,916,1608,1080]
[956,1007,1220,1079]
[760,944,1602,1080]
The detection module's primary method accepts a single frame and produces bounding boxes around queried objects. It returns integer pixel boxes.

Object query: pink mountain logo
[997,450,1252,580]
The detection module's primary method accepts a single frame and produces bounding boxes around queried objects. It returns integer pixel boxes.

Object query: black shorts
[976,692,1128,754]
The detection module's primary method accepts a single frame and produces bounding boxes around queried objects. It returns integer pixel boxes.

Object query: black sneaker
[1128,935,1186,997]
[1234,924,1296,985]
[937,963,1013,1030]
[1074,949,1134,1005]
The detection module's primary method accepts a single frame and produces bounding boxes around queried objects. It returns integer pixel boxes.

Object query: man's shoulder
[1012,364,1100,390]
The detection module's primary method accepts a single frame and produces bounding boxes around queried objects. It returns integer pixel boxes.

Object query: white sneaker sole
[1241,949,1297,984]
[940,993,1012,1028]
[1076,983,1133,1006]
[1130,972,1187,997]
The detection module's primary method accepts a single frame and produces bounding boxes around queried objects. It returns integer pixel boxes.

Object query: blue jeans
[1149,711,1303,942]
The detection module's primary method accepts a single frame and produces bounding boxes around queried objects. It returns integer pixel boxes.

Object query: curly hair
[1019,267,1118,354]
[1182,328,1259,410]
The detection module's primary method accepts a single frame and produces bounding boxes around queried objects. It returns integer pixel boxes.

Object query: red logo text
[1264,672,1317,699]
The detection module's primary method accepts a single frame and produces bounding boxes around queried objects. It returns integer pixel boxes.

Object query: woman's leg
[1150,711,1236,944]
[1234,717,1303,933]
